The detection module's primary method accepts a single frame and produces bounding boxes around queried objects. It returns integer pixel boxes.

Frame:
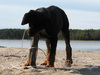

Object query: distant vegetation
[0,29,100,40]
[70,29,100,40]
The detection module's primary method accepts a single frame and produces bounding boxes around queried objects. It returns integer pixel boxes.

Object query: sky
[0,0,100,29]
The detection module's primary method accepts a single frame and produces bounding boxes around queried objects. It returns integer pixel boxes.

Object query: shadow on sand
[70,65,100,75]
[24,65,100,75]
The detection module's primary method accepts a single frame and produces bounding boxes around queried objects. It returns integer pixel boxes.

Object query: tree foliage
[0,29,30,39]
[69,29,100,40]
[0,29,100,40]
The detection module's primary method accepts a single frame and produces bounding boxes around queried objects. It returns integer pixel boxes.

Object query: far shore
[0,39,100,41]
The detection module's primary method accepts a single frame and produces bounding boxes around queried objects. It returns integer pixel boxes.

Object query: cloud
[0,0,100,29]
[66,9,100,29]
[1,0,100,12]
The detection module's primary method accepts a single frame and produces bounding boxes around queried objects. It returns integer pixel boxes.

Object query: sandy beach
[0,47,100,75]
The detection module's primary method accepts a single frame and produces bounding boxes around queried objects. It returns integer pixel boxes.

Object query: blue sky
[0,0,100,29]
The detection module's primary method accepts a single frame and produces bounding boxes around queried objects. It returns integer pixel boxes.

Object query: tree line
[0,29,100,40]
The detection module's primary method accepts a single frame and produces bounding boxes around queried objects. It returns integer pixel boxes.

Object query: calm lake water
[0,40,100,52]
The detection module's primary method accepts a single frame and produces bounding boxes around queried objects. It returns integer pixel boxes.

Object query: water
[0,40,100,52]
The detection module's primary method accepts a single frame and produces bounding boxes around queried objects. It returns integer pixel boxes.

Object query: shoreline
[0,47,100,75]
[0,46,100,52]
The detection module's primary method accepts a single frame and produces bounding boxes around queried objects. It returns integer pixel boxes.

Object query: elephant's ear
[21,13,30,25]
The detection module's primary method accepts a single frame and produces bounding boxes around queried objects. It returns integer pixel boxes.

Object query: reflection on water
[0,40,100,52]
